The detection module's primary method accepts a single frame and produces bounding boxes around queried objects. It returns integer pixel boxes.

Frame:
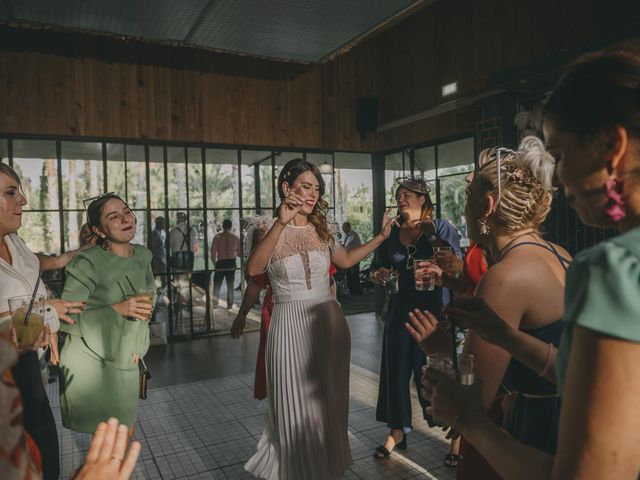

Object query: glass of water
[385,270,400,295]
[414,259,435,291]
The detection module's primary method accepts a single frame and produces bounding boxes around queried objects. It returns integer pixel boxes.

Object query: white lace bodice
[267,224,331,301]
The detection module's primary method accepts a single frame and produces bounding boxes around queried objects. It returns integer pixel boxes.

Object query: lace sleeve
[243,215,276,259]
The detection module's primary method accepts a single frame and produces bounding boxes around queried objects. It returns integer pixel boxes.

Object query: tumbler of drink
[432,246,452,267]
[133,289,155,320]
[458,353,474,385]
[385,270,400,295]
[423,353,474,383]
[414,259,435,291]
[9,294,45,346]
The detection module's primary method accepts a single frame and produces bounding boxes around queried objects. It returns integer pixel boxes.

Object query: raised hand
[277,192,306,225]
[48,298,85,324]
[433,250,464,276]
[74,417,141,480]
[447,296,513,345]
[405,308,442,350]
[111,297,153,321]
[418,219,437,237]
[379,208,400,239]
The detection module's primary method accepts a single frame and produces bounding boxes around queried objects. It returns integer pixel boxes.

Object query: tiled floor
[50,311,458,479]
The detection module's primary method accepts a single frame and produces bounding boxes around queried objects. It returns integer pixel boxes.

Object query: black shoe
[445,453,459,467]
[373,433,407,459]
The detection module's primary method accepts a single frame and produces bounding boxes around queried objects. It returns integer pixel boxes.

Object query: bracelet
[538,342,554,377]
[452,407,484,433]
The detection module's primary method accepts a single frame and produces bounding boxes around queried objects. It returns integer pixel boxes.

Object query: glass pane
[167,147,187,209]
[275,151,304,166]
[61,142,104,213]
[126,145,147,210]
[188,210,206,271]
[1,139,8,162]
[12,139,59,210]
[334,167,373,244]
[438,138,475,176]
[240,161,256,209]
[385,152,405,207]
[20,212,61,255]
[187,148,203,209]
[148,146,166,209]
[63,211,86,251]
[132,210,148,247]
[106,144,126,198]
[439,174,468,247]
[206,149,238,209]
[259,163,273,208]
[415,146,436,179]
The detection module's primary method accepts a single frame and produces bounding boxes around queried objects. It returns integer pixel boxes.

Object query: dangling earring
[604,176,627,223]
[101,236,111,250]
[478,216,490,236]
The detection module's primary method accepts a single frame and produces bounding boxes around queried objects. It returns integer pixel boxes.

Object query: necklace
[494,231,538,263]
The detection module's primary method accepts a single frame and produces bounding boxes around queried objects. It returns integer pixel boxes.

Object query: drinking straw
[24,272,42,325]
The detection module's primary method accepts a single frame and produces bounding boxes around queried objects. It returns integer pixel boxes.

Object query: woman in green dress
[59,193,154,434]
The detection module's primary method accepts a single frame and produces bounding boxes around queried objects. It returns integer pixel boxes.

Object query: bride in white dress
[244,159,397,479]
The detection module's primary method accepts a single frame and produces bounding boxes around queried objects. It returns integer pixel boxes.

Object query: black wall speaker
[356,96,378,139]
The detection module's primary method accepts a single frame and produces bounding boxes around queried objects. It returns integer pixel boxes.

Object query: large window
[2,137,364,338]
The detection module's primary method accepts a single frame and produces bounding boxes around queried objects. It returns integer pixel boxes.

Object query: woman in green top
[411,40,640,479]
[60,193,154,434]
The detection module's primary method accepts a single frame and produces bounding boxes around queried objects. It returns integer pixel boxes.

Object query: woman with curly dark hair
[244,158,397,479]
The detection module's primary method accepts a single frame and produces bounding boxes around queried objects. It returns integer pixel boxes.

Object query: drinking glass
[9,294,45,346]
[432,246,452,268]
[385,270,400,295]
[132,289,155,320]
[414,259,435,291]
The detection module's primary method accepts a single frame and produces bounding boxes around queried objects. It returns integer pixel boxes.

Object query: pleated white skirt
[245,294,353,479]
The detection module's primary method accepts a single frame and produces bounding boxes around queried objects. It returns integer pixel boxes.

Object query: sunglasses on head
[82,192,118,211]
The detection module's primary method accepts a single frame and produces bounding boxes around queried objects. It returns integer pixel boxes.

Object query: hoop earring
[478,216,490,236]
[604,177,627,223]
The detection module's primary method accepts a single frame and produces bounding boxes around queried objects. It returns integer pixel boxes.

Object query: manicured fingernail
[108,417,118,425]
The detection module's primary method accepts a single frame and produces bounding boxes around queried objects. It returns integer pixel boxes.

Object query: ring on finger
[111,455,123,463]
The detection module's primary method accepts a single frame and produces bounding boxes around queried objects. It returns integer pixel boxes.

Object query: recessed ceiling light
[442,82,458,97]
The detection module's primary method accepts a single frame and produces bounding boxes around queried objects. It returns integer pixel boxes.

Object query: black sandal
[444,453,459,467]
[373,433,407,459]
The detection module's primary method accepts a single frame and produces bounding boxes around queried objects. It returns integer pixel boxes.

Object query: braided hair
[475,136,555,234]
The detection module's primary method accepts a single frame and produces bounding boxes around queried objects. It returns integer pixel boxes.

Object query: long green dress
[59,244,154,433]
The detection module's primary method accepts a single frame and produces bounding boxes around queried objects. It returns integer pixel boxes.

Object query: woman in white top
[0,162,86,480]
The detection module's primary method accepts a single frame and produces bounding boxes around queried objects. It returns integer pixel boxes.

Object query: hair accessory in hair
[395,176,431,195]
[502,162,536,187]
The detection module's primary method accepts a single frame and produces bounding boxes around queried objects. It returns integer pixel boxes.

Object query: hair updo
[475,136,556,234]
[277,158,333,246]
[544,39,640,140]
